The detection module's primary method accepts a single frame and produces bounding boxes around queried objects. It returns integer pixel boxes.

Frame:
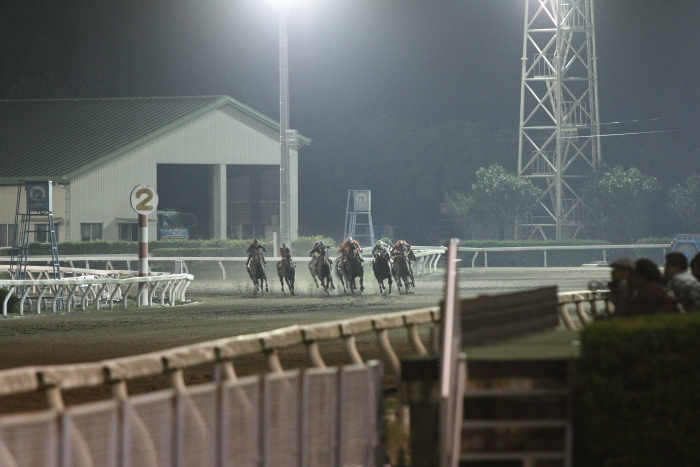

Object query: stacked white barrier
[1,273,194,317]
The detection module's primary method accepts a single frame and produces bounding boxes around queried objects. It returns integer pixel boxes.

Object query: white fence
[455,243,669,267]
[1,273,193,317]
[0,307,440,467]
[557,289,611,329]
[0,362,383,467]
[1,249,444,282]
[0,283,611,466]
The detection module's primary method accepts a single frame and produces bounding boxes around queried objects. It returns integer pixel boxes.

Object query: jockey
[371,240,390,263]
[339,236,363,263]
[277,242,294,269]
[309,240,332,268]
[391,240,415,286]
[246,238,266,267]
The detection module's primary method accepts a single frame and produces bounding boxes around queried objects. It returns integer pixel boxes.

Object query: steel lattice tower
[518,0,601,240]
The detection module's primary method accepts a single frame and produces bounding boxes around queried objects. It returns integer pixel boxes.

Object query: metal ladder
[343,190,375,247]
[9,183,61,282]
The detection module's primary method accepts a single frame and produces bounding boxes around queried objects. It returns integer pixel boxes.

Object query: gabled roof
[0,96,309,183]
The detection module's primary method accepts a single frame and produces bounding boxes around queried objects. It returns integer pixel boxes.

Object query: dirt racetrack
[0,267,609,412]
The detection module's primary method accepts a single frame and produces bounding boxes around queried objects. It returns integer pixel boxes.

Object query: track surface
[0,267,609,371]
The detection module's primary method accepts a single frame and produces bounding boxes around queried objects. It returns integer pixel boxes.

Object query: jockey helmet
[376,240,382,246]
[252,238,259,245]
[281,243,287,248]
[346,236,353,242]
[318,240,325,247]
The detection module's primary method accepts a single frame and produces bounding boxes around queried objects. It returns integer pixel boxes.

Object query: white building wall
[66,106,298,242]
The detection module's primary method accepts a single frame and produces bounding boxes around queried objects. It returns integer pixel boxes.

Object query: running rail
[0,306,441,410]
[0,288,609,407]
[1,273,193,317]
[557,289,611,330]
[1,249,446,280]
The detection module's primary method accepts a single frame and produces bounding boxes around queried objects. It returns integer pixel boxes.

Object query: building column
[290,150,298,240]
[212,164,227,239]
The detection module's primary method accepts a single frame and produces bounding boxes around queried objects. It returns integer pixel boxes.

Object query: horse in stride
[372,249,393,294]
[277,252,296,295]
[391,248,413,294]
[247,249,269,294]
[336,248,364,294]
[310,250,335,294]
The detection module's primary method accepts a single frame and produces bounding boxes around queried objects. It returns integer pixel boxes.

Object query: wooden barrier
[460,286,560,346]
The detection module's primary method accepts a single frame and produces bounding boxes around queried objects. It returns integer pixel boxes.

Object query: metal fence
[1,273,193,317]
[455,244,669,268]
[0,306,440,466]
[0,362,383,467]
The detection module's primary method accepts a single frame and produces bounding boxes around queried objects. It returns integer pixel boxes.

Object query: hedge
[0,288,19,314]
[574,313,700,466]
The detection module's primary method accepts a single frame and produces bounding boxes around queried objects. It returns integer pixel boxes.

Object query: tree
[669,173,700,233]
[443,191,474,239]
[585,165,663,243]
[468,165,542,240]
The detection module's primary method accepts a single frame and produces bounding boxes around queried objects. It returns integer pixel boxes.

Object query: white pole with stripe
[130,184,159,306]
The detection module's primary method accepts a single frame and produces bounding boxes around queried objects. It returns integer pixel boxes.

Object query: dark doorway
[157,164,212,239]
[227,165,279,240]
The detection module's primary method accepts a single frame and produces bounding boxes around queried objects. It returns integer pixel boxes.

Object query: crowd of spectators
[604,252,700,318]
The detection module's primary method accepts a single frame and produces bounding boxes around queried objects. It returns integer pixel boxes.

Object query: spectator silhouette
[690,252,700,283]
[625,258,676,316]
[607,257,634,317]
[664,252,700,312]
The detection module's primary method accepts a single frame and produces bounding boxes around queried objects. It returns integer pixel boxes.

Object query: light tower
[518,0,601,240]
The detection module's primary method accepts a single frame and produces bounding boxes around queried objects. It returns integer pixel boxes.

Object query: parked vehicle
[157,210,196,240]
[670,234,700,261]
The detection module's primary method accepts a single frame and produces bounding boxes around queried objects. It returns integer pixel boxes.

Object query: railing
[0,243,671,280]
[0,307,440,466]
[1,248,445,281]
[0,287,608,405]
[557,289,611,330]
[1,273,193,317]
[0,284,611,465]
[457,244,669,268]
[0,306,441,406]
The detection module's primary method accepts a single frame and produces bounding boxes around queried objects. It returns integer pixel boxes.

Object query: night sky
[2,0,699,237]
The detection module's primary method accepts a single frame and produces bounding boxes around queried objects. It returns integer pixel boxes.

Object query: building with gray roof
[0,96,309,245]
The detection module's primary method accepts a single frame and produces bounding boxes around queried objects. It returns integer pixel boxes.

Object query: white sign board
[26,181,53,212]
[130,184,159,215]
[353,190,370,212]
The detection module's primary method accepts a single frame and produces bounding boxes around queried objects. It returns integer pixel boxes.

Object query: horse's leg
[393,268,402,291]
[278,270,285,293]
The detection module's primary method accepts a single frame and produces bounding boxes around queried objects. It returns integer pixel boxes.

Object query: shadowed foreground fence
[0,363,383,467]
[0,286,608,466]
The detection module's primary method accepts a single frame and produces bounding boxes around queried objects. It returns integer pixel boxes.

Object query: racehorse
[372,250,393,294]
[391,249,412,293]
[311,250,335,293]
[334,257,347,293]
[247,249,268,293]
[277,253,295,295]
[338,247,364,294]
